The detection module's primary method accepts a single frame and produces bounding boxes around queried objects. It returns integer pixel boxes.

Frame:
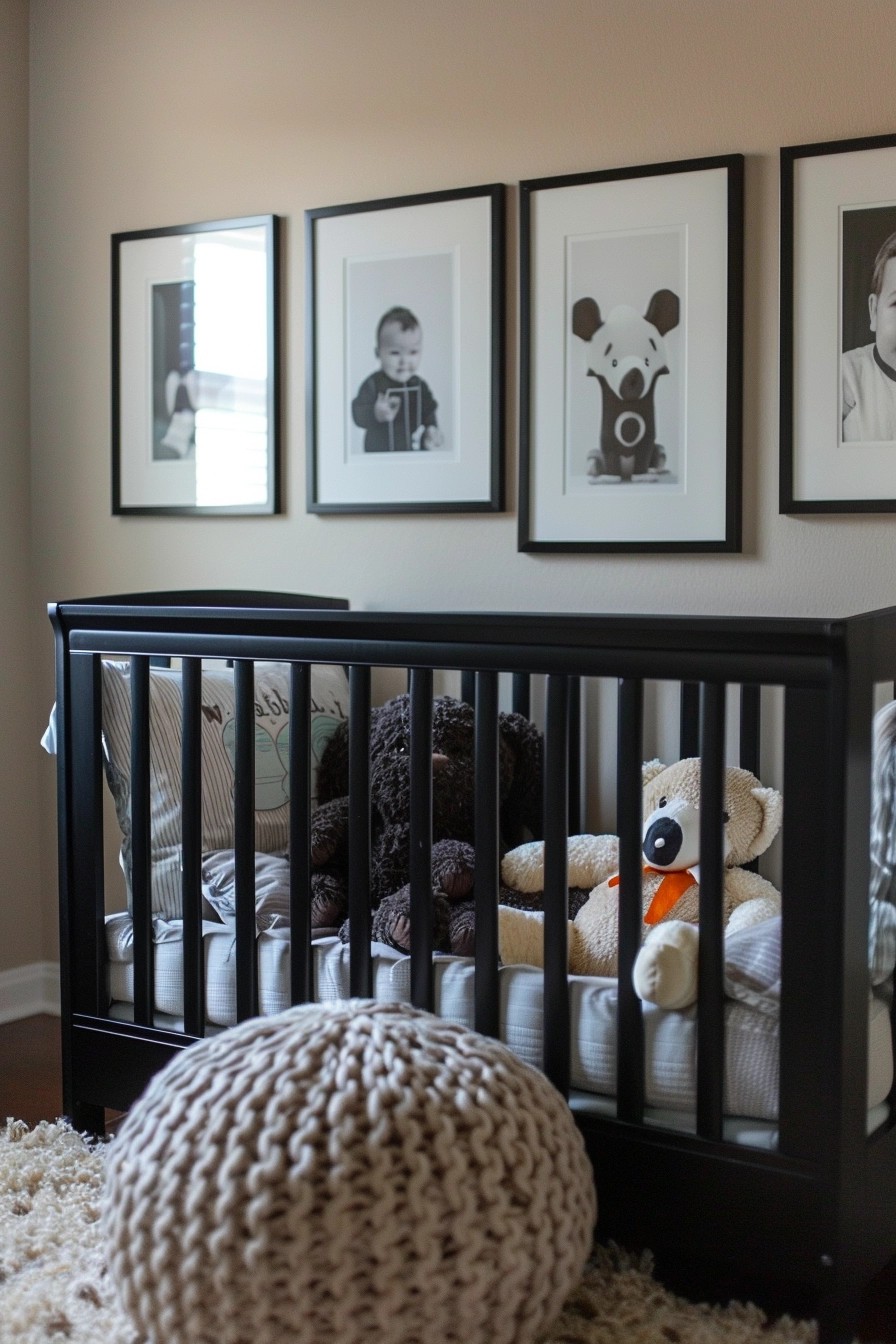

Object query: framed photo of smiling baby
[518,154,744,552]
[781,132,896,513]
[306,183,505,514]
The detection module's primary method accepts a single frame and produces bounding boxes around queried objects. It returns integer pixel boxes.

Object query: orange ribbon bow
[608,867,697,925]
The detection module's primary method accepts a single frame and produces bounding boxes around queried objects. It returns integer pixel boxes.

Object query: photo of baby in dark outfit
[351,306,444,453]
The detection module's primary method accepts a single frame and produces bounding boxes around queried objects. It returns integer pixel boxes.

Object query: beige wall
[17,0,896,968]
[0,0,41,975]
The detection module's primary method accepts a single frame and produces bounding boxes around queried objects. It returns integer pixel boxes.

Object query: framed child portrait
[781,132,896,513]
[112,214,280,516]
[518,154,744,553]
[306,183,505,514]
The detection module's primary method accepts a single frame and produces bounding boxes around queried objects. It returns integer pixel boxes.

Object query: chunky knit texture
[103,1000,597,1344]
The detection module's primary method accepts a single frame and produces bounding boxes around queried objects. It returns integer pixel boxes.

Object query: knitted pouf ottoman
[103,999,596,1344]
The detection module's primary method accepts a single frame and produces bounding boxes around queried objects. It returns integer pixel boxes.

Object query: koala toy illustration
[572,289,680,482]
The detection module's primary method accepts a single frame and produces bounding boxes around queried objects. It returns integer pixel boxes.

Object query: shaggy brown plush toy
[307,693,544,955]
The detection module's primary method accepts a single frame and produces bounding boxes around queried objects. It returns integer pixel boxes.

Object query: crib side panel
[48,594,896,1322]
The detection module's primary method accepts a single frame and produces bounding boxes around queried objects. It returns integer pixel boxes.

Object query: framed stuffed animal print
[518,155,744,553]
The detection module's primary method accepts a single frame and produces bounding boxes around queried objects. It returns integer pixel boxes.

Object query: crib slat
[696,681,726,1141]
[543,675,570,1095]
[409,670,434,1010]
[461,670,476,707]
[616,676,645,1123]
[779,684,839,1161]
[680,681,700,757]
[289,663,313,1005]
[739,683,762,874]
[67,652,106,1019]
[739,682,761,777]
[180,657,205,1037]
[511,672,530,719]
[130,655,153,1027]
[348,667,373,998]
[568,677,583,835]
[474,671,500,1038]
[234,660,258,1021]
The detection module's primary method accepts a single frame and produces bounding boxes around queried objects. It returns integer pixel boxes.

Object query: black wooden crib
[48,590,896,1342]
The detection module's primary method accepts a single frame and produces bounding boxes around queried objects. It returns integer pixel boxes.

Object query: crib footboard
[49,590,896,1341]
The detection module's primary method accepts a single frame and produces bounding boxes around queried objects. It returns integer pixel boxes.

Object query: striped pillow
[100,660,348,919]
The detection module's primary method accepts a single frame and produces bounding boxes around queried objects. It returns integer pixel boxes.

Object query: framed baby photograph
[112,214,280,515]
[518,154,744,553]
[781,132,896,513]
[306,183,505,513]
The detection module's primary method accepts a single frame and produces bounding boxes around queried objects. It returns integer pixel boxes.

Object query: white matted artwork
[781,132,896,512]
[306,184,504,513]
[112,215,280,516]
[519,155,743,552]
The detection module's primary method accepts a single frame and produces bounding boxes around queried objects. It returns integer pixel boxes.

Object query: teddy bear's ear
[749,785,784,858]
[642,758,668,786]
[644,288,680,336]
[572,296,602,342]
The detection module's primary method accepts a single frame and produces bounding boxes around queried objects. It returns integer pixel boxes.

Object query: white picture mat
[528,166,730,544]
[117,224,272,511]
[313,195,493,506]
[791,144,896,503]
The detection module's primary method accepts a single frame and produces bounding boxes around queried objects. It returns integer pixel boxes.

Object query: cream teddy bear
[497,757,783,1010]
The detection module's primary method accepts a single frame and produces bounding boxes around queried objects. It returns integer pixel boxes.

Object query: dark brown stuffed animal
[307,693,544,955]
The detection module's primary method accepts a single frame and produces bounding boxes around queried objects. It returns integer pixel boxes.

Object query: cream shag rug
[0,1119,825,1344]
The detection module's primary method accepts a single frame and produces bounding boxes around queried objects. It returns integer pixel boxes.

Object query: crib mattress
[104,912,893,1124]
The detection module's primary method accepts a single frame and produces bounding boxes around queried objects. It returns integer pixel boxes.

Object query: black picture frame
[780,132,896,513]
[112,214,280,516]
[518,154,743,553]
[306,183,504,514]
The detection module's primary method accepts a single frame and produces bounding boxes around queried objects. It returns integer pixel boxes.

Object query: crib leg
[814,1283,862,1344]
[67,1101,106,1138]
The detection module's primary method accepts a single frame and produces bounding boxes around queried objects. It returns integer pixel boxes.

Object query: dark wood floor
[1,1014,895,1340]
[0,1014,63,1127]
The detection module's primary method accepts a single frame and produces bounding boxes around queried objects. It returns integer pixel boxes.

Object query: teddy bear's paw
[567,834,619,888]
[309,873,347,928]
[631,921,699,1010]
[448,906,476,957]
[500,834,619,894]
[431,839,475,901]
[370,886,453,954]
[500,840,546,893]
[389,914,412,953]
[586,450,605,479]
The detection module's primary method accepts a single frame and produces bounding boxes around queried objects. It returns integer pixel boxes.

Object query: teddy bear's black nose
[643,816,682,867]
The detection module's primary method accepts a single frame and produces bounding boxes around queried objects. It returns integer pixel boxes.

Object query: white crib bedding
[104,911,893,1127]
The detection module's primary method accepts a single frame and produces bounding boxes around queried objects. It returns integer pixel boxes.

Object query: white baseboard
[0,962,61,1024]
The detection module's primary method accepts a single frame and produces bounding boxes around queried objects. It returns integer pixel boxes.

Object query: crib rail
[49,591,896,1337]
